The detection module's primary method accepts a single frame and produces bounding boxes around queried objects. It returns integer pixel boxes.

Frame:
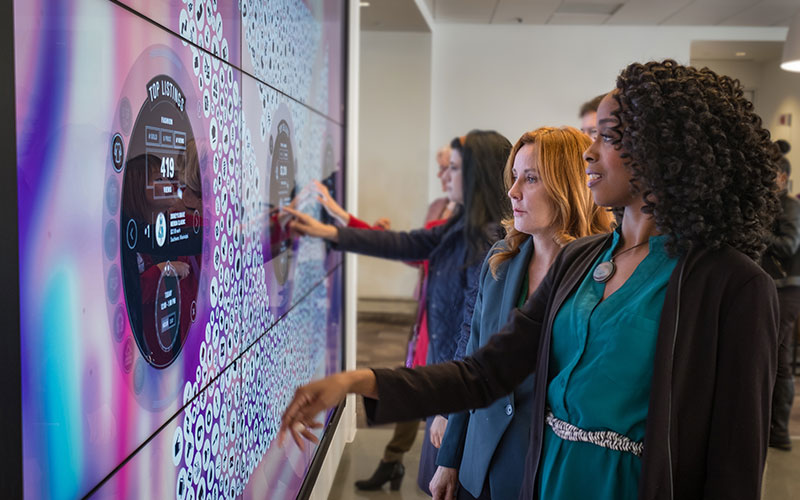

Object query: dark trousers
[771,286,800,443]
[417,415,437,495]
[383,419,421,463]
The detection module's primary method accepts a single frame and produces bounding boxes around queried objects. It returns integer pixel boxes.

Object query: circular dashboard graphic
[120,74,203,369]
[266,117,296,286]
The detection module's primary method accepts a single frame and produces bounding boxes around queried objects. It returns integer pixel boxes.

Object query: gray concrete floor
[330,306,429,499]
[331,303,800,499]
[763,378,800,500]
[764,439,800,500]
[328,427,430,500]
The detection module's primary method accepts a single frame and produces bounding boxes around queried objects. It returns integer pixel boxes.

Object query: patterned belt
[545,409,644,457]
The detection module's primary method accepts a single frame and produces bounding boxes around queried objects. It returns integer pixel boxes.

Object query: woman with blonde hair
[430,126,612,500]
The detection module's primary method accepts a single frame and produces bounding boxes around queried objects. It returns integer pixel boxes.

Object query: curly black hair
[612,60,780,260]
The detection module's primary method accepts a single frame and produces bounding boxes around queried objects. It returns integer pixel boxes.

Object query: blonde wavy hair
[488,126,613,277]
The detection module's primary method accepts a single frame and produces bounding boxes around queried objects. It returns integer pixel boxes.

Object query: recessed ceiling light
[360,1,370,6]
[735,51,747,57]
[782,60,800,72]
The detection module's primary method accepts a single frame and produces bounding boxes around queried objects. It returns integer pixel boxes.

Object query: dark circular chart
[120,74,203,369]
[267,118,296,286]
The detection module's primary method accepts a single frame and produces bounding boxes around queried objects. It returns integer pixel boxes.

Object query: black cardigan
[365,233,779,500]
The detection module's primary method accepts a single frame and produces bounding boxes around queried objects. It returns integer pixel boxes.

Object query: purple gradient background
[15,0,346,498]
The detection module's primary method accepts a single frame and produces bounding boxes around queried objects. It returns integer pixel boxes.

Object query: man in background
[578,94,604,140]
[763,139,800,451]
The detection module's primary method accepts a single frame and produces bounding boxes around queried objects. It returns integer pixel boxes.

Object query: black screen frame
[1,0,22,495]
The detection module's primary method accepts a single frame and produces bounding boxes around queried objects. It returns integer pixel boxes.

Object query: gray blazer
[436,237,535,499]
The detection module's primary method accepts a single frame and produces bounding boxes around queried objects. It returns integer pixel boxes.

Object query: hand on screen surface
[281,206,338,241]
[430,466,459,500]
[278,375,345,451]
[430,414,447,448]
[279,370,378,450]
[310,179,350,225]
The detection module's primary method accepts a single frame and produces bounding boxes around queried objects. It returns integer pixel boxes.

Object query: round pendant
[593,261,616,283]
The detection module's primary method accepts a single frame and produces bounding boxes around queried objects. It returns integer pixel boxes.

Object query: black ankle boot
[354,460,405,490]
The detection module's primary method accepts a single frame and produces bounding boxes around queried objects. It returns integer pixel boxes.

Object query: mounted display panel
[10,0,347,498]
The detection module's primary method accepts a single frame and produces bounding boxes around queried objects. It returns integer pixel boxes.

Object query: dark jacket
[763,192,800,287]
[365,233,779,500]
[436,237,535,499]
[336,211,489,364]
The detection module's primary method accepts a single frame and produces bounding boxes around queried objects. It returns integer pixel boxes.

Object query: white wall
[355,24,792,296]
[691,59,763,90]
[690,57,800,195]
[428,24,787,201]
[357,31,432,299]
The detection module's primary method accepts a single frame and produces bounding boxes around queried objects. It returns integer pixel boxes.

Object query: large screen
[12,0,347,497]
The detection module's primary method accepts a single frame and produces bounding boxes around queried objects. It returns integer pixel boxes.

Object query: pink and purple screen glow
[15,0,346,498]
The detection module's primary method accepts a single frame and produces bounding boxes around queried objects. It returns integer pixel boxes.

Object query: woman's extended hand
[429,414,448,448]
[372,217,391,230]
[279,369,378,450]
[282,206,339,242]
[311,180,350,226]
[158,261,191,280]
[430,466,459,500]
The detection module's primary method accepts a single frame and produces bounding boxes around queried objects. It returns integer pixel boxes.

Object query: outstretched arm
[278,296,544,451]
[278,369,377,450]
[279,243,561,450]
[362,298,543,424]
[285,205,449,261]
[283,206,339,241]
[310,179,351,226]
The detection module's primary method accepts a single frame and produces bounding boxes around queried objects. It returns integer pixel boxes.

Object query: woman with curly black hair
[280,60,780,500]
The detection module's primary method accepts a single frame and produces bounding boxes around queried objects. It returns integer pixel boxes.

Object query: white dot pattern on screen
[172,1,334,498]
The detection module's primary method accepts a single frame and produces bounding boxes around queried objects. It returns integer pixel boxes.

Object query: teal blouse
[537,231,678,500]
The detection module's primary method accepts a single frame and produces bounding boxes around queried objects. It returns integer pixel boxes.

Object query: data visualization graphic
[14,0,346,498]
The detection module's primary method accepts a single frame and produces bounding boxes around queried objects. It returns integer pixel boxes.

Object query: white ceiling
[361,0,800,30]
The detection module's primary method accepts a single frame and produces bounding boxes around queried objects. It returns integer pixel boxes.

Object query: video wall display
[13,0,346,498]
[240,0,346,123]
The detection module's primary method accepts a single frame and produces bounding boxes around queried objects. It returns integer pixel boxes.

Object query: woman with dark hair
[281,60,780,499]
[283,129,512,492]
[431,126,612,500]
